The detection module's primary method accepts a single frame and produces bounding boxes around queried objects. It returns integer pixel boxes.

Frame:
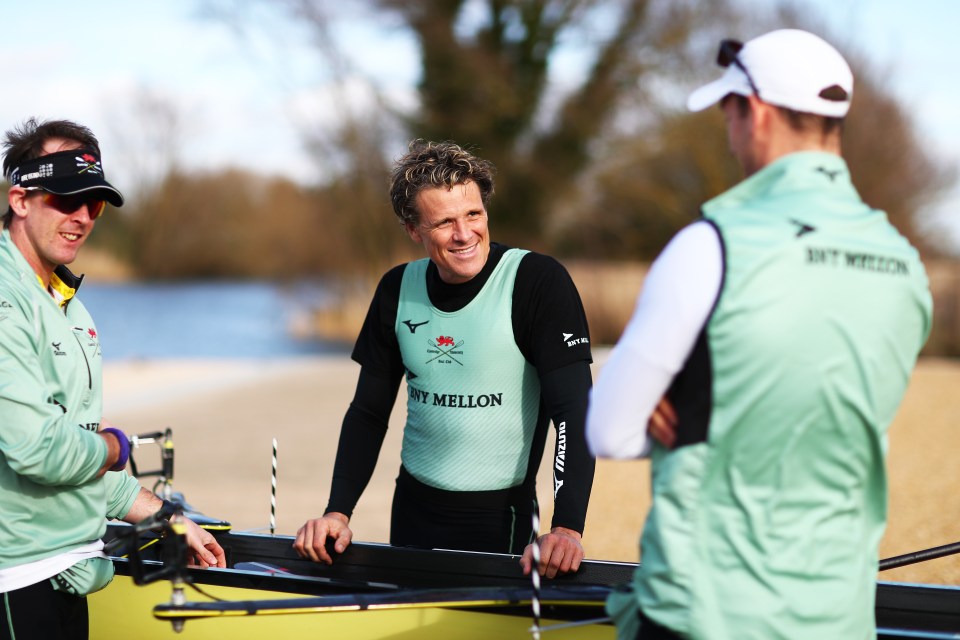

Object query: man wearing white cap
[587,30,932,639]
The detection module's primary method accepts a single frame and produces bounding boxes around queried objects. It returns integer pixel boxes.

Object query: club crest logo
[426,335,464,366]
[76,153,103,175]
[75,326,102,357]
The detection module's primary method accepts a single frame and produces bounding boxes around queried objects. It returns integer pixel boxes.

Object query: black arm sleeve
[324,367,402,518]
[351,265,405,379]
[540,360,595,534]
[513,252,592,375]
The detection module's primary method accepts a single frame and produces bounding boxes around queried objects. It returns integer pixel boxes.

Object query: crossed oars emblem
[425,337,464,365]
[75,154,102,175]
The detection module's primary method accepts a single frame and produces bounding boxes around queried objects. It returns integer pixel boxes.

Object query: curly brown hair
[389,139,495,227]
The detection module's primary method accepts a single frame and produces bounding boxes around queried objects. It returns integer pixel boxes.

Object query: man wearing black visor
[0,118,225,640]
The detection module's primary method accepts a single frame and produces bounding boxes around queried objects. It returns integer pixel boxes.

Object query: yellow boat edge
[90,574,615,639]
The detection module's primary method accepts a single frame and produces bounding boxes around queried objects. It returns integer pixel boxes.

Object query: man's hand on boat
[293,512,353,565]
[521,527,585,578]
[178,517,228,568]
[521,397,677,578]
[123,487,227,568]
[293,514,585,579]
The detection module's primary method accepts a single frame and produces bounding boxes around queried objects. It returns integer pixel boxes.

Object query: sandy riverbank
[103,354,960,585]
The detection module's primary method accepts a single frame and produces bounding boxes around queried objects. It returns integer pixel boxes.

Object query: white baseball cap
[687,29,853,118]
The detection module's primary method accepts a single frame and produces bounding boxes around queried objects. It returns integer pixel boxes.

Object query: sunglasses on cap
[717,39,760,97]
[22,186,107,220]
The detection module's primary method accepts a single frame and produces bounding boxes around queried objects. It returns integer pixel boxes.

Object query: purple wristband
[101,427,130,472]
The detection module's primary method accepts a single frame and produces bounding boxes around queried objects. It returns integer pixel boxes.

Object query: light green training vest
[610,153,933,640]
[396,249,541,491]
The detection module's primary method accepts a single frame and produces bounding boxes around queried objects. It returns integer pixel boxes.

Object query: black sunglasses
[717,39,760,97]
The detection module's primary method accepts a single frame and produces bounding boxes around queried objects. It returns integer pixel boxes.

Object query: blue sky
[0,1,419,187]
[3,0,958,248]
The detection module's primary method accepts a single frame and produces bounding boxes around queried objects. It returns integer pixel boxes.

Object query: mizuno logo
[402,319,429,333]
[563,333,589,347]
[815,166,842,182]
[554,422,567,498]
[790,219,816,238]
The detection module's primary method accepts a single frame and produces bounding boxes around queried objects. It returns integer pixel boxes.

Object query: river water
[79,280,350,360]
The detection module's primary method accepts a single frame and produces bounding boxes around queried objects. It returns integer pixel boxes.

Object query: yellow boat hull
[89,575,614,639]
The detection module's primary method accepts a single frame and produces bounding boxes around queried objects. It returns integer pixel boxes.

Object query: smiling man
[294,139,595,578]
[0,118,225,640]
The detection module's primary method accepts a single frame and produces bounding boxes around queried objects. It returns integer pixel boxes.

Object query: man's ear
[7,187,30,219]
[746,93,784,154]
[405,222,422,244]
[746,94,768,130]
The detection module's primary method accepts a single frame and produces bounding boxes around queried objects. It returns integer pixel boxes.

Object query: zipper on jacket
[72,328,93,389]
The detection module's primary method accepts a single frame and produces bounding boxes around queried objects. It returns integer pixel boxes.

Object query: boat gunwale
[103,524,960,635]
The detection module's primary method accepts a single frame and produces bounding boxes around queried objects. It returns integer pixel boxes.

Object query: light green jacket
[0,229,139,570]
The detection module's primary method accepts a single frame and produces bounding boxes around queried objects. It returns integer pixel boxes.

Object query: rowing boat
[87,430,960,639]
[88,516,960,639]
[92,515,630,639]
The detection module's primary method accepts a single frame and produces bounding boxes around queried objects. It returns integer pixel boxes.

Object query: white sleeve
[586,221,723,459]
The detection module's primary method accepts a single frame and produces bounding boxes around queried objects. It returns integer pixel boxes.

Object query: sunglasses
[717,39,760,97]
[23,187,107,220]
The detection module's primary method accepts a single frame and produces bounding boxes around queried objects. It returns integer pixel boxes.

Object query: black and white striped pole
[529,508,542,639]
[270,438,278,536]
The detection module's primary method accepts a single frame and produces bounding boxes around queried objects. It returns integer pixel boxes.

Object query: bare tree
[843,65,957,254]
[106,86,186,199]
[203,0,734,249]
[198,0,953,267]
[556,2,957,260]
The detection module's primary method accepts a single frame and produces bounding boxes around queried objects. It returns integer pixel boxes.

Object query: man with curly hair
[295,140,595,578]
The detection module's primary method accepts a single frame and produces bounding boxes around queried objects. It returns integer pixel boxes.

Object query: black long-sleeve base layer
[324,244,595,546]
